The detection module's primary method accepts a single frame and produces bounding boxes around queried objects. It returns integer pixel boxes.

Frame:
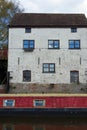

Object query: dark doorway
[70,71,79,83]
[0,60,7,84]
[23,70,31,82]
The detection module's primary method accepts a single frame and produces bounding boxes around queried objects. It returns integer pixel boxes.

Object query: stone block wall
[8,27,87,91]
[9,83,87,94]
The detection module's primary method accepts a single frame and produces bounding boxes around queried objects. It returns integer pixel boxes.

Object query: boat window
[3,124,14,130]
[3,99,15,107]
[33,126,45,130]
[33,100,45,107]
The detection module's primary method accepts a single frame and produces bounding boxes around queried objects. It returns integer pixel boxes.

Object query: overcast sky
[19,0,87,17]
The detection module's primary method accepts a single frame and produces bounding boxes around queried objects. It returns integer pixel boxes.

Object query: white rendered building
[8,13,87,93]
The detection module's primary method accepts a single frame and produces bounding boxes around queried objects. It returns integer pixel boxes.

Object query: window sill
[48,48,60,49]
[23,80,31,82]
[42,72,55,73]
[23,48,34,52]
[69,48,81,50]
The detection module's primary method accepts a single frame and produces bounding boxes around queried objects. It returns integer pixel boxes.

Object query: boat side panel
[0,96,87,108]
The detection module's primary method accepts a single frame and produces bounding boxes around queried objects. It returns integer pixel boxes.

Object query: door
[70,71,79,83]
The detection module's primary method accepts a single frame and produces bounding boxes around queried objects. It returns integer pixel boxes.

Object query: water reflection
[1,117,87,130]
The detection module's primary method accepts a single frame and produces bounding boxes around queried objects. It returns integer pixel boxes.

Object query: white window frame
[3,99,15,107]
[33,100,45,107]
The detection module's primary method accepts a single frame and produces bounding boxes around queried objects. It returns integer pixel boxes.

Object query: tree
[0,0,24,48]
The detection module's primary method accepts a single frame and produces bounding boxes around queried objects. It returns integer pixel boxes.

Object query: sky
[19,0,87,17]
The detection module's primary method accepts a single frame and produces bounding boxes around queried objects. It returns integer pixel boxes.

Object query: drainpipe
[6,71,10,93]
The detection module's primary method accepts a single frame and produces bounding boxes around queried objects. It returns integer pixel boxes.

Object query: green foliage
[0,0,24,48]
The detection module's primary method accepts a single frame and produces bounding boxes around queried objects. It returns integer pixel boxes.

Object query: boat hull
[0,108,87,117]
[0,94,87,117]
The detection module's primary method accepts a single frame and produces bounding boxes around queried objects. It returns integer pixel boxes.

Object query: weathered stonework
[8,28,87,85]
[8,14,87,94]
[0,85,6,93]
[9,83,87,94]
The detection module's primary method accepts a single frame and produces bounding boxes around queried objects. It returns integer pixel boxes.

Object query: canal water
[0,116,87,130]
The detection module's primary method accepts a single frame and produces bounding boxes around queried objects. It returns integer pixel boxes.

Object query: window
[23,40,34,51]
[69,40,80,49]
[33,126,45,130]
[71,27,77,32]
[43,63,55,73]
[70,71,79,83]
[34,100,45,107]
[85,71,87,76]
[3,100,15,107]
[23,70,31,82]
[25,27,31,33]
[85,69,87,76]
[3,124,14,130]
[48,40,60,49]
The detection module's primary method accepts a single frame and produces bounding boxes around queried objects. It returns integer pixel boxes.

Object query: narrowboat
[0,94,87,117]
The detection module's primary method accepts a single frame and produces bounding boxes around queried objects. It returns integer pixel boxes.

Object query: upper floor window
[23,70,31,82]
[25,27,31,33]
[69,40,80,49]
[23,40,34,51]
[48,40,60,49]
[71,27,77,33]
[43,63,55,73]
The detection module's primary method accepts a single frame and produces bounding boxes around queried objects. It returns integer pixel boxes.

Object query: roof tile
[9,13,87,27]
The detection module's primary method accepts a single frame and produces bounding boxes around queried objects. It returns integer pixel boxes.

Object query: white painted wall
[8,28,87,84]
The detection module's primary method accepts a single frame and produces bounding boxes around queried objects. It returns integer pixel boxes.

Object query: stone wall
[9,83,87,94]
[8,28,87,84]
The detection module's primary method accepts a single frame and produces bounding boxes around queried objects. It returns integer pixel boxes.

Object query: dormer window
[25,27,31,33]
[71,27,77,33]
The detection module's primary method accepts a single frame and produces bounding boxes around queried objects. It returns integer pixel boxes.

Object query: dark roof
[9,13,87,28]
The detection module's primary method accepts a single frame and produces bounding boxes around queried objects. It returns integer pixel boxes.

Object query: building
[8,13,87,93]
